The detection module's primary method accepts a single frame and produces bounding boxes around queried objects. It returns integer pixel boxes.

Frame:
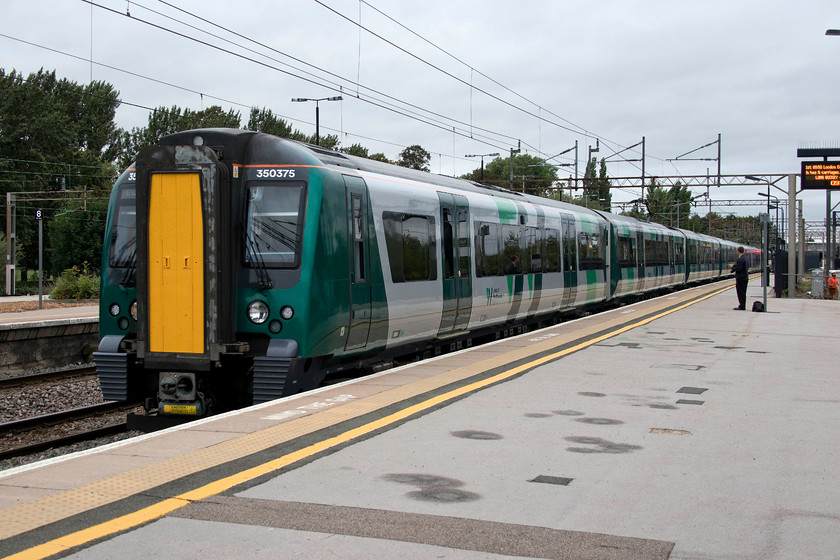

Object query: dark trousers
[735,278,748,309]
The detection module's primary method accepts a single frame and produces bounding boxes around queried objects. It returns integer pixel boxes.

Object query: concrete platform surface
[1,281,838,560]
[0,295,97,326]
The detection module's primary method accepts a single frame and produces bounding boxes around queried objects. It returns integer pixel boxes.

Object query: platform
[0,279,838,560]
[0,297,98,373]
[0,296,97,327]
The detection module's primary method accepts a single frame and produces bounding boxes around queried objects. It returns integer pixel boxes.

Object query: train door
[601,224,611,297]
[669,235,676,277]
[344,176,371,350]
[148,172,205,354]
[636,231,646,291]
[438,192,472,335]
[561,214,576,307]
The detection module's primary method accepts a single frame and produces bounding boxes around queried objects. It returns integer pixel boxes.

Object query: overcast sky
[3,0,839,227]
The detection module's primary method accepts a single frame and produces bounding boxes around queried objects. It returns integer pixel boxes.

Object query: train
[94,128,760,418]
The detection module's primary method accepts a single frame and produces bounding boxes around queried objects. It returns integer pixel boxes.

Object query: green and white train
[94,128,758,418]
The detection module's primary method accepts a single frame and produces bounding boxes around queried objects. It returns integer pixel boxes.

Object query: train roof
[157,129,750,248]
[160,128,606,220]
[305,137,611,220]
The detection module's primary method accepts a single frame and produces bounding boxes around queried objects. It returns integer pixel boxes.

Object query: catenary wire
[83,0,517,153]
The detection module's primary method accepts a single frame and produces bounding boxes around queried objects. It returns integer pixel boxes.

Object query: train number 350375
[255,168,296,179]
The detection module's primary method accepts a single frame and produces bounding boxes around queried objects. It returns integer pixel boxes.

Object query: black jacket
[731,254,748,280]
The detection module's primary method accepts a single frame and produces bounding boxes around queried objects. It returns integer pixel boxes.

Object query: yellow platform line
[2,283,732,560]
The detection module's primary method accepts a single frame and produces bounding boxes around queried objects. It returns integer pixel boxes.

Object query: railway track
[0,401,141,462]
[0,364,97,390]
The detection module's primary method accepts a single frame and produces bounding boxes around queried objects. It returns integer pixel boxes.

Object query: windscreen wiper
[244,230,273,290]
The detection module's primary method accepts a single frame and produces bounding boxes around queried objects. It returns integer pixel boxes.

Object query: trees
[479,153,558,196]
[668,182,692,228]
[636,181,695,228]
[397,145,431,171]
[247,107,293,137]
[643,181,670,224]
[581,157,612,211]
[0,69,119,288]
[112,105,242,169]
[340,143,369,158]
[246,107,339,148]
[48,199,107,277]
[368,153,392,163]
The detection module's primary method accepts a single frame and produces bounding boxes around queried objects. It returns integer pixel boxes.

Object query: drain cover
[595,342,642,348]
[530,475,573,486]
[676,399,704,405]
[677,387,708,395]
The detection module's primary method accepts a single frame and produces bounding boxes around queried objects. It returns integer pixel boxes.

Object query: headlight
[247,300,269,324]
[129,301,138,320]
[109,303,120,317]
[280,305,295,320]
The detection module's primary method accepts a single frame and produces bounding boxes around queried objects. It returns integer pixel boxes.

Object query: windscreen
[109,184,137,268]
[245,183,305,268]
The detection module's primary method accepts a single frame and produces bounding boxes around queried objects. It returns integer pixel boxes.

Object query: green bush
[50,263,100,300]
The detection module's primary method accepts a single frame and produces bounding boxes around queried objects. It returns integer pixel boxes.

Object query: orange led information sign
[801,161,840,190]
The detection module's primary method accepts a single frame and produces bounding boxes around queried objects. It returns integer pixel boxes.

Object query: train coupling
[157,372,207,416]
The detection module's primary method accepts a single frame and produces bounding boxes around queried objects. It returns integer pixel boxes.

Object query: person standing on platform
[730,246,749,310]
[827,272,838,299]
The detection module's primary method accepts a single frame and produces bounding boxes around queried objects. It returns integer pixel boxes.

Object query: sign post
[797,150,840,282]
[760,213,769,311]
[36,208,43,309]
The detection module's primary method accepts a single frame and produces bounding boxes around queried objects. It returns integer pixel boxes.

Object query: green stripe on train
[494,199,517,224]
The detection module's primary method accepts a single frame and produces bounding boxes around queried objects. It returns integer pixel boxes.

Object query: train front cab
[96,140,240,416]
[95,168,140,404]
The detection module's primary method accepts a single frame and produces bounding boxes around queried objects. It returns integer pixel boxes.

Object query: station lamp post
[464,153,499,181]
[768,203,784,251]
[290,96,342,146]
[746,176,770,309]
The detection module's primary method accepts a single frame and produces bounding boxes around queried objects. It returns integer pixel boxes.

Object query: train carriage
[605,214,687,299]
[95,128,755,419]
[681,230,721,283]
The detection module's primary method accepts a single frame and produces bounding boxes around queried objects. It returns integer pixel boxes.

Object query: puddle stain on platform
[553,409,585,416]
[565,436,643,454]
[450,430,503,440]
[382,473,481,503]
[575,417,624,425]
